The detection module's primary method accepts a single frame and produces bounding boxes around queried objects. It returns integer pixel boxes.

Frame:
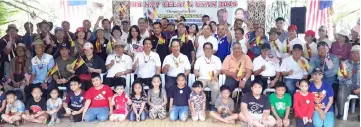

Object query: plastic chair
[188,74,195,88]
[160,74,166,87]
[342,94,359,120]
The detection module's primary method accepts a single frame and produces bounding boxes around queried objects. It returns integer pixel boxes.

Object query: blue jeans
[170,106,189,121]
[322,75,337,85]
[312,111,335,127]
[129,109,147,121]
[284,78,300,96]
[84,107,109,122]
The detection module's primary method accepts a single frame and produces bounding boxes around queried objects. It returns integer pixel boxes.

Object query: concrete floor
[1,112,360,127]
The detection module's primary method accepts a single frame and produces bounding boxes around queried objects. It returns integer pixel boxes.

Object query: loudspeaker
[290,7,306,33]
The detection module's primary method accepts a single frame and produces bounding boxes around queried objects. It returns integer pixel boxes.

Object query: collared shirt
[76,55,106,75]
[338,60,360,90]
[194,55,222,80]
[330,42,352,61]
[31,53,55,84]
[169,35,195,63]
[105,54,132,78]
[253,55,280,77]
[269,39,283,59]
[196,35,218,58]
[280,56,309,79]
[222,54,253,78]
[150,33,170,63]
[134,52,161,78]
[309,54,339,78]
[304,42,318,59]
[140,29,151,39]
[282,37,304,59]
[278,30,288,42]
[215,34,231,62]
[55,56,75,79]
[163,53,191,77]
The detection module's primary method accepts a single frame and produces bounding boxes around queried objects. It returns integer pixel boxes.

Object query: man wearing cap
[280,44,309,96]
[336,45,360,119]
[331,29,352,61]
[268,27,283,59]
[253,43,281,91]
[120,20,130,44]
[53,43,75,91]
[52,27,70,59]
[0,24,23,76]
[6,43,31,99]
[27,39,55,99]
[133,38,161,88]
[105,41,132,87]
[222,42,253,93]
[317,25,333,47]
[304,30,318,59]
[282,25,304,59]
[170,22,195,64]
[91,27,110,61]
[309,68,335,127]
[275,17,288,42]
[309,41,339,84]
[150,22,170,64]
[350,25,360,46]
[73,42,106,90]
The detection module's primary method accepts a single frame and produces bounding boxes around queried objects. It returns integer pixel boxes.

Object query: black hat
[60,43,70,50]
[312,68,323,75]
[292,44,303,50]
[38,20,53,30]
[261,43,271,50]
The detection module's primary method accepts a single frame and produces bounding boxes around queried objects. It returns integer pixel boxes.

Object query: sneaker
[48,120,55,126]
[336,114,342,120]
[55,118,60,124]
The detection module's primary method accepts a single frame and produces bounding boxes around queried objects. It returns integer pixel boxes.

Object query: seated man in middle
[53,43,76,91]
[105,41,132,87]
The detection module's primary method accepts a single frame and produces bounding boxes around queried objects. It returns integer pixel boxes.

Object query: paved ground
[1,112,359,127]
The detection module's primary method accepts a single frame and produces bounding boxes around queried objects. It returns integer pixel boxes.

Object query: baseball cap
[54,27,63,33]
[288,25,297,31]
[32,39,44,46]
[338,29,349,37]
[60,43,70,50]
[292,44,303,50]
[305,30,316,37]
[351,45,360,52]
[261,43,271,50]
[95,27,104,32]
[319,25,328,31]
[268,27,278,35]
[312,68,323,75]
[83,42,93,49]
[76,27,85,33]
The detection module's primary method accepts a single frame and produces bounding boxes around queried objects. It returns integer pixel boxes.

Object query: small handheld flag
[237,63,243,77]
[67,32,75,47]
[71,56,85,71]
[47,64,59,77]
[158,36,165,44]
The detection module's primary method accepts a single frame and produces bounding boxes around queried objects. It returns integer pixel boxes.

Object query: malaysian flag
[60,0,88,29]
[306,0,333,38]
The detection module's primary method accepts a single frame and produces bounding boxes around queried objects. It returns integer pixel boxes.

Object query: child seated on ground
[21,87,48,124]
[1,91,25,126]
[294,79,314,127]
[110,84,131,122]
[129,81,147,121]
[190,81,206,121]
[63,76,85,123]
[169,73,192,121]
[46,88,62,125]
[209,85,238,124]
[269,82,291,127]
[82,73,113,122]
[239,80,276,127]
[147,75,167,120]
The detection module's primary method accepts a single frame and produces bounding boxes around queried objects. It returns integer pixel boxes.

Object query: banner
[139,0,247,27]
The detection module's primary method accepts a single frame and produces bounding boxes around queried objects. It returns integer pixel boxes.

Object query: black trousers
[137,78,153,89]
[255,75,276,92]
[105,77,126,87]
[58,107,82,123]
[295,117,313,127]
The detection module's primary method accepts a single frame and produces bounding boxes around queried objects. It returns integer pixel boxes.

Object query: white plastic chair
[342,94,359,120]
[188,74,196,88]
[160,74,166,87]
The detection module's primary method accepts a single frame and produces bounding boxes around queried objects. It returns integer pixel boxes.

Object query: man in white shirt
[133,38,161,88]
[120,20,129,45]
[280,44,309,96]
[194,42,222,105]
[253,43,281,92]
[195,24,218,58]
[138,18,151,39]
[162,39,191,95]
[105,42,132,87]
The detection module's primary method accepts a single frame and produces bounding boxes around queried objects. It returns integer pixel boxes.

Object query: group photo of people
[0,0,360,127]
